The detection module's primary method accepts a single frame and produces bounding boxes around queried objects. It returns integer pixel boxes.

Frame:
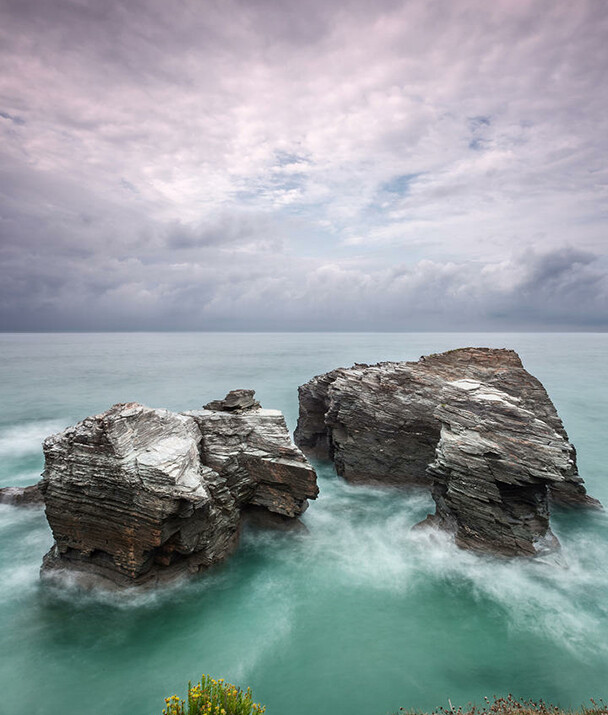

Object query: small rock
[204,389,261,412]
[0,483,44,507]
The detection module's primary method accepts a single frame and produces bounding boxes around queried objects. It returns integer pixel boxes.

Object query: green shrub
[162,675,266,715]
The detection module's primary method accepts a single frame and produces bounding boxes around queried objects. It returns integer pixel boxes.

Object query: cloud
[0,0,606,330]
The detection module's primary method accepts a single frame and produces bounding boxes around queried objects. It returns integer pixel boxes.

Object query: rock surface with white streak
[295,348,599,557]
[40,394,317,587]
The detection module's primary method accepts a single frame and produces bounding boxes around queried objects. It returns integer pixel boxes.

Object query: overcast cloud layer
[0,0,607,330]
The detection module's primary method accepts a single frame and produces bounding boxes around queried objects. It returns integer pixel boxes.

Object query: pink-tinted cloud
[0,0,607,329]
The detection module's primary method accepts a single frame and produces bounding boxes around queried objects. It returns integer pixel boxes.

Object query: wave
[0,419,68,459]
[299,471,608,657]
[4,461,606,665]
[0,470,44,488]
[0,505,52,603]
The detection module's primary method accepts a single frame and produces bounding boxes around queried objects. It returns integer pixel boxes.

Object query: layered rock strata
[295,348,598,557]
[40,392,317,587]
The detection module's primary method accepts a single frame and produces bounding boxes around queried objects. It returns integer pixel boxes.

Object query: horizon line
[1,329,607,335]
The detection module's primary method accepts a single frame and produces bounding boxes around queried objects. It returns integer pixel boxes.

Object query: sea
[0,332,607,715]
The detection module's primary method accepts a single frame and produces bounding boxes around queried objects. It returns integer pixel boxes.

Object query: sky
[0,0,607,331]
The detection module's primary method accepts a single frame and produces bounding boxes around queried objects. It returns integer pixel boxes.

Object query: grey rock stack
[295,348,599,557]
[40,392,317,588]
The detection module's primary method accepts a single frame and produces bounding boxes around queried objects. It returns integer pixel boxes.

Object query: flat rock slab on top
[203,389,261,412]
[295,347,599,557]
[40,391,317,588]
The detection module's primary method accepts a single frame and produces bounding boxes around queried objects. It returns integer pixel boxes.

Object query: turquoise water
[0,332,607,715]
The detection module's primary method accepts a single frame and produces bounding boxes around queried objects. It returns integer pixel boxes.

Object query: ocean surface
[0,332,607,715]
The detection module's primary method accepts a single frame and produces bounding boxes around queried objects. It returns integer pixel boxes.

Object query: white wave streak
[408,526,608,655]
[229,574,294,682]
[0,508,52,602]
[42,568,214,610]
[0,503,47,532]
[0,420,68,458]
[303,478,608,656]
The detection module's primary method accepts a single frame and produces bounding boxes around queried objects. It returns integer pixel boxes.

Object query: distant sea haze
[1,332,607,715]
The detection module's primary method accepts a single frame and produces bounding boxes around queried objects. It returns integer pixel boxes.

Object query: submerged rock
[295,348,599,557]
[0,484,44,507]
[40,394,317,588]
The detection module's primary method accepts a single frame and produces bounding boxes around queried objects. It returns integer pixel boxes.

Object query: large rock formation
[295,348,599,557]
[40,392,317,587]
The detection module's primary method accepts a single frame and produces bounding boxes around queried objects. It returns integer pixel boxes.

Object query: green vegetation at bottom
[160,682,606,715]
[162,675,265,715]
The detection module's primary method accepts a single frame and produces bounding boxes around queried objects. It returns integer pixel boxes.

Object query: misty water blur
[0,332,606,715]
